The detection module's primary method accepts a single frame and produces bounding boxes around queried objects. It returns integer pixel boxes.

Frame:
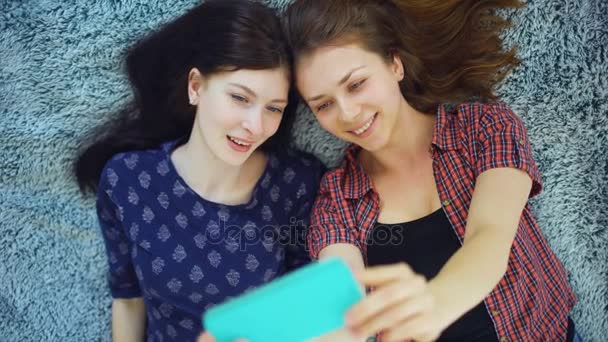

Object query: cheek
[198,106,239,138]
[362,82,392,106]
[215,101,243,126]
[384,81,404,107]
[315,114,341,135]
[264,114,283,136]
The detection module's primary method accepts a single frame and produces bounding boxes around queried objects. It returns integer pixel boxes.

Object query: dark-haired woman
[283,0,579,341]
[75,1,323,341]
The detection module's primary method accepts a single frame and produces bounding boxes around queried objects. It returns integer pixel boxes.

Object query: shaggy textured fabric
[0,0,606,341]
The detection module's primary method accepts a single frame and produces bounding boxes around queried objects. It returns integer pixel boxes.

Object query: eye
[349,79,367,92]
[267,106,284,114]
[231,94,248,103]
[316,101,333,112]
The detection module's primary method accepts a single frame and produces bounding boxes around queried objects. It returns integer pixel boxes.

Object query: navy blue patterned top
[96,139,325,342]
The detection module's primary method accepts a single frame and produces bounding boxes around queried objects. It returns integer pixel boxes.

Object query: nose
[242,107,264,137]
[336,97,361,123]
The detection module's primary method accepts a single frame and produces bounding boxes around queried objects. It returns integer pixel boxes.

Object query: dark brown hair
[283,0,523,113]
[75,0,296,193]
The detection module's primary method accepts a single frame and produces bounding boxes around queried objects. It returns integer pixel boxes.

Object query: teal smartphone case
[202,258,363,342]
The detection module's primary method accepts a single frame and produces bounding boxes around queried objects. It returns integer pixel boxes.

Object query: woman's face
[189,67,289,165]
[296,43,405,151]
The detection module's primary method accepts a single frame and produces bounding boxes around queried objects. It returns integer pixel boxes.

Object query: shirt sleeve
[307,173,361,260]
[282,156,327,271]
[475,103,543,198]
[96,166,142,298]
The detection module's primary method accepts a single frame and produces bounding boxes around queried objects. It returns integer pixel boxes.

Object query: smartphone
[202,257,364,342]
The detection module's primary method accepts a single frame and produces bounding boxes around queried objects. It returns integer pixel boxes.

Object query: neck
[362,99,436,173]
[171,123,257,205]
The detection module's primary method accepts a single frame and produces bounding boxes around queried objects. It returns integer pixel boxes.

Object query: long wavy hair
[75,0,295,193]
[283,0,523,113]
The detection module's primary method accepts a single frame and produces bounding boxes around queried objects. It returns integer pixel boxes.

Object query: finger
[198,333,215,342]
[308,327,360,342]
[346,275,427,327]
[353,293,434,337]
[198,333,247,342]
[383,315,437,342]
[413,333,440,342]
[355,263,416,287]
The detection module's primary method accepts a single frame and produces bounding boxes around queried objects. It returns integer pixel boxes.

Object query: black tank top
[366,209,499,342]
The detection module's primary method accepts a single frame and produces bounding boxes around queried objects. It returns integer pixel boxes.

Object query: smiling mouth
[227,135,253,146]
[350,113,377,136]
[227,135,254,153]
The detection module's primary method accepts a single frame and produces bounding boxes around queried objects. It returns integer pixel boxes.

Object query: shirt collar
[341,144,374,199]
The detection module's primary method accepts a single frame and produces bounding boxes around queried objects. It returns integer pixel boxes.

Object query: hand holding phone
[202,258,364,342]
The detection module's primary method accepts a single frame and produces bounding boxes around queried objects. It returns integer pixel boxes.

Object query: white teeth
[228,136,252,146]
[353,115,375,135]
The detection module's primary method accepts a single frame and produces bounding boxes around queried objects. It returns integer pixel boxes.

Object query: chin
[359,141,383,152]
[215,149,250,166]
[351,134,390,153]
[226,155,251,166]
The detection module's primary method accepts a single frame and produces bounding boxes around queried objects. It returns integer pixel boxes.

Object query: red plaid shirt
[308,102,576,341]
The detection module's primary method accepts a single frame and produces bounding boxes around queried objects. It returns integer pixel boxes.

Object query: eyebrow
[305,65,366,102]
[228,83,287,104]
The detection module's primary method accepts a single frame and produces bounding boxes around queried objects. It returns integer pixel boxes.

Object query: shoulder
[97,144,169,195]
[456,102,524,130]
[317,144,358,192]
[269,148,327,187]
[272,148,325,171]
[444,102,527,145]
[318,165,346,193]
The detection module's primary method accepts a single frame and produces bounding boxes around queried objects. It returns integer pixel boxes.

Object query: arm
[307,175,367,342]
[346,169,533,341]
[346,104,541,341]
[310,245,366,342]
[429,104,542,326]
[112,297,146,342]
[318,244,365,273]
[307,173,364,272]
[97,165,145,341]
[428,167,532,328]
